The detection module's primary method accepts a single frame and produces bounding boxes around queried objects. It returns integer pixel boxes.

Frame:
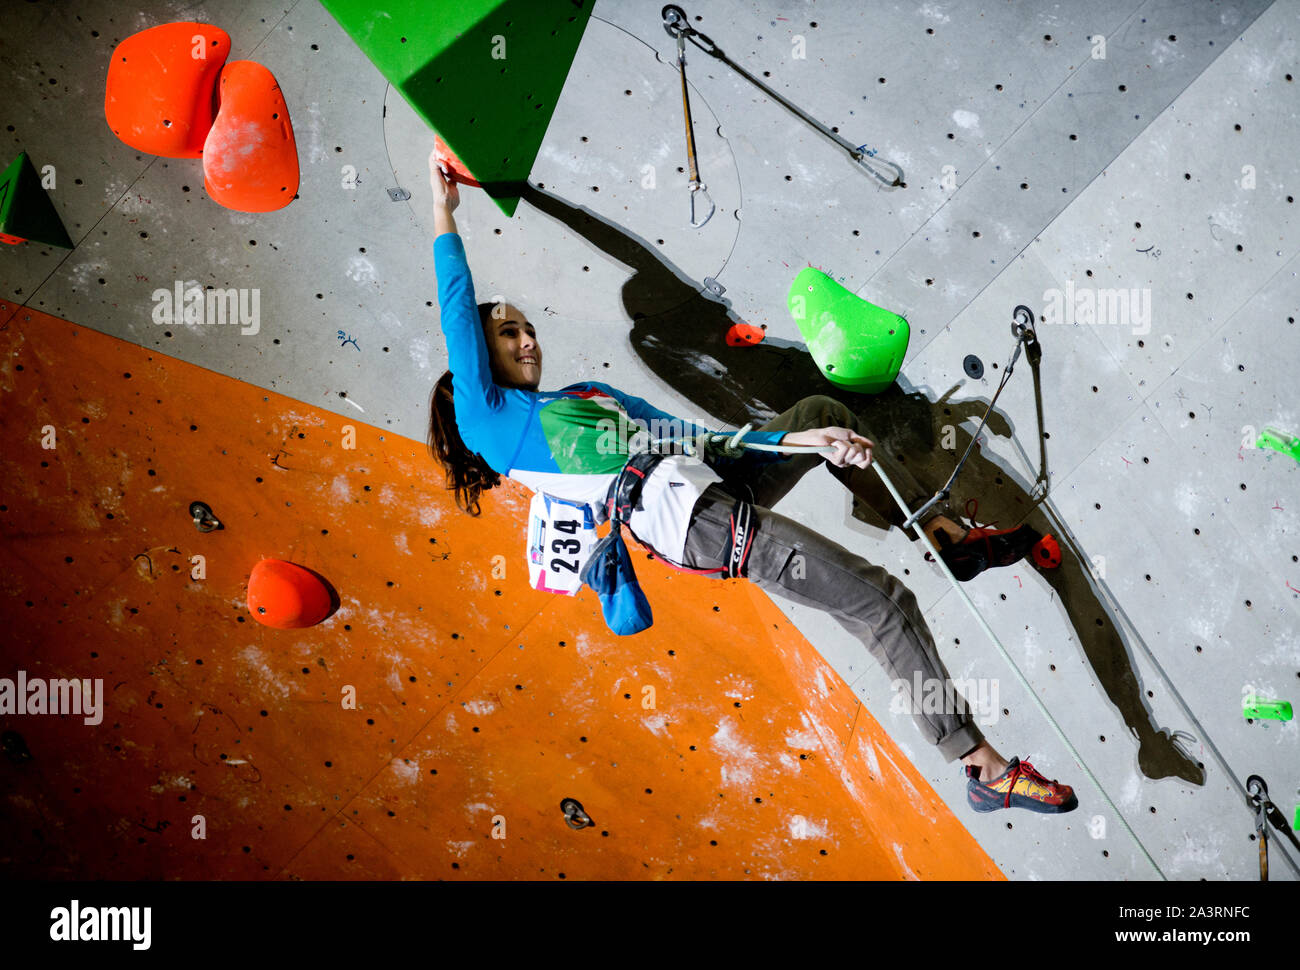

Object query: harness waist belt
[606,453,754,579]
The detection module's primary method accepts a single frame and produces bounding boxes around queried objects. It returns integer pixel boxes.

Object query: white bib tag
[527,491,599,595]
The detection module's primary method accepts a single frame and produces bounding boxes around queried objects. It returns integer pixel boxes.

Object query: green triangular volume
[0,151,74,249]
[319,0,593,220]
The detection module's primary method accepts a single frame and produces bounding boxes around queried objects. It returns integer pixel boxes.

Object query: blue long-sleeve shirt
[433,231,789,562]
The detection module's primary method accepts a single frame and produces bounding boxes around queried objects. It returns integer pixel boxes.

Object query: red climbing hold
[247,559,333,628]
[104,22,231,158]
[1032,534,1061,569]
[725,322,766,346]
[433,133,481,187]
[202,60,299,212]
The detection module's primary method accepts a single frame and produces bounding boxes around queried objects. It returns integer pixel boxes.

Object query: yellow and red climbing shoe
[966,757,1078,814]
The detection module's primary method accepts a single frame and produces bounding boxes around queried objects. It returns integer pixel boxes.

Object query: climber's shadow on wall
[514,180,1203,787]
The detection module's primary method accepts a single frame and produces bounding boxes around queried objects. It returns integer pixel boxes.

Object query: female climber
[425,147,1075,816]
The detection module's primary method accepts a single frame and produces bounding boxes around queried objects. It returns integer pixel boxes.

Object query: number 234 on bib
[526,491,599,595]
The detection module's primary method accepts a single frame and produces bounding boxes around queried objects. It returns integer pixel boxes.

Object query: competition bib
[527,491,599,595]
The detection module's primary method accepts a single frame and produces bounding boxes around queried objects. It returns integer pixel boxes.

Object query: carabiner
[1247,775,1269,836]
[689,181,715,228]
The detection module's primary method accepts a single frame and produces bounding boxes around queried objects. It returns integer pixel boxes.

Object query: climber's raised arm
[431,146,459,238]
[431,146,499,419]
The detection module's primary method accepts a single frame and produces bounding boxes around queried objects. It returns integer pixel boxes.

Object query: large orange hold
[246,559,333,629]
[202,60,299,212]
[104,22,231,158]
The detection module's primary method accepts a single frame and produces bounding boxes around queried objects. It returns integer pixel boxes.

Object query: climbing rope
[642,422,828,459]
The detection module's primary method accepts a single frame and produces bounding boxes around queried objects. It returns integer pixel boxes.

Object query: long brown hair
[427,302,504,516]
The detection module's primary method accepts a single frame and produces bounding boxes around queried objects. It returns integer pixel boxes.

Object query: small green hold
[1255,426,1300,463]
[1294,803,1300,832]
[1242,696,1293,721]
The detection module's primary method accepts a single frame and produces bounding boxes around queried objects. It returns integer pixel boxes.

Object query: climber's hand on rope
[787,427,874,469]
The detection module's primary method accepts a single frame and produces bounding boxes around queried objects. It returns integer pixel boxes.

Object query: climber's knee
[800,394,850,427]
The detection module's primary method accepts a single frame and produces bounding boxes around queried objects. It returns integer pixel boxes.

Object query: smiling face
[483,302,541,391]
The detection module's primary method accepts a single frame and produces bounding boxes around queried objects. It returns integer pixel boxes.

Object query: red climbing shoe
[966,757,1078,814]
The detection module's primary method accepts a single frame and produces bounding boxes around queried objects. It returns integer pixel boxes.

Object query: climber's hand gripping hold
[429,146,460,212]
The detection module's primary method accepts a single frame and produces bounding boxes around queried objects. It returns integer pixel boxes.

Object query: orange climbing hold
[433,133,481,187]
[246,559,334,629]
[202,60,299,212]
[104,22,231,158]
[1032,534,1062,569]
[725,322,766,346]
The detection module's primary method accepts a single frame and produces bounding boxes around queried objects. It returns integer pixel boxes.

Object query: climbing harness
[902,305,1047,532]
[660,3,902,229]
[603,449,756,580]
[605,451,667,523]
[578,446,760,636]
[1245,775,1300,881]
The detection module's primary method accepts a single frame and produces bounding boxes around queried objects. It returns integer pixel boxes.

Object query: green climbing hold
[788,267,909,393]
[1242,696,1293,721]
[0,151,73,248]
[1256,426,1300,463]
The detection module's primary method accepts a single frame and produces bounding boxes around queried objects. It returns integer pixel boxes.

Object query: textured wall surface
[0,0,1297,880]
[0,301,1000,879]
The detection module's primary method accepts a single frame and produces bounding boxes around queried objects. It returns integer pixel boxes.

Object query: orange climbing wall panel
[0,302,1002,881]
